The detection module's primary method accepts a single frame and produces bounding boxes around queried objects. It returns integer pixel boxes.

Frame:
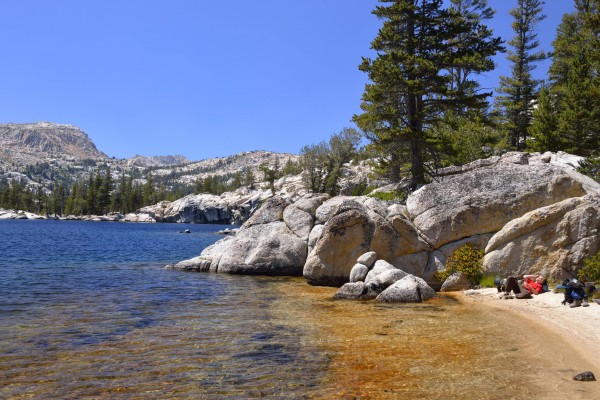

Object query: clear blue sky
[0,1,574,160]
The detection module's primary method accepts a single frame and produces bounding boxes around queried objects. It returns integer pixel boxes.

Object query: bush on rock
[436,244,484,286]
[578,252,600,283]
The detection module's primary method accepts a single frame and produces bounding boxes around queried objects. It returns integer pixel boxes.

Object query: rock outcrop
[177,194,329,275]
[170,152,600,289]
[138,188,271,225]
[334,252,436,302]
[0,122,107,161]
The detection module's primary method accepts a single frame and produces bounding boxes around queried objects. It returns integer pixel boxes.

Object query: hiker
[497,276,532,299]
[557,278,590,307]
[523,274,546,295]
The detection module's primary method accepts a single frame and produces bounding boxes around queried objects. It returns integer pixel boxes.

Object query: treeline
[347,0,599,190]
[0,169,174,216]
[0,158,305,216]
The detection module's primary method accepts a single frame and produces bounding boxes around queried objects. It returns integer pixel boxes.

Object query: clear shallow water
[1,220,598,399]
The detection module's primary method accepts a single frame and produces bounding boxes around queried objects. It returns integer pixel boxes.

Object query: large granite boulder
[407,162,587,248]
[302,196,428,285]
[439,272,472,292]
[192,194,329,276]
[303,200,375,285]
[334,282,367,299]
[349,263,369,283]
[376,275,436,303]
[483,195,600,278]
[217,222,308,275]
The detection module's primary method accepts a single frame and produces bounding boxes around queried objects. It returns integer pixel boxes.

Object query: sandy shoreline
[459,288,600,372]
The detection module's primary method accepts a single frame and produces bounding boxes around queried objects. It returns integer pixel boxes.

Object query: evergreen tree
[548,0,600,155]
[231,172,242,189]
[143,173,155,205]
[527,85,562,151]
[86,173,99,215]
[243,168,256,189]
[97,168,112,214]
[354,0,503,189]
[34,185,48,214]
[300,141,329,193]
[300,128,362,195]
[52,184,66,216]
[125,176,137,212]
[447,0,504,115]
[259,160,280,195]
[496,0,547,150]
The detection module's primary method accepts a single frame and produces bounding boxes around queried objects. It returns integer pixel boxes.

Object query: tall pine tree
[496,0,547,150]
[354,0,502,189]
[447,0,504,115]
[547,0,600,156]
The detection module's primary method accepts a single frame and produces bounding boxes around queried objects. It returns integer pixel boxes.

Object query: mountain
[0,122,108,163]
[125,155,191,167]
[0,122,302,194]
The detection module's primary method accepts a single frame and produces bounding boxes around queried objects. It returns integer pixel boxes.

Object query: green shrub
[479,275,497,288]
[578,252,600,283]
[435,244,484,285]
[368,189,406,202]
[577,156,600,183]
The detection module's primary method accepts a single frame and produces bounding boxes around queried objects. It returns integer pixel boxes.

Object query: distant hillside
[125,155,191,167]
[0,122,302,196]
[0,122,108,163]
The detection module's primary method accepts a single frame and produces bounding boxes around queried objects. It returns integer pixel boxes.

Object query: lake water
[1,220,597,399]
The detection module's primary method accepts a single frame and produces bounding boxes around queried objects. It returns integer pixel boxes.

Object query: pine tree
[447,0,504,115]
[354,0,503,189]
[496,0,547,150]
[243,168,256,189]
[97,168,112,214]
[548,0,600,155]
[143,173,155,206]
[527,85,562,151]
[52,184,66,216]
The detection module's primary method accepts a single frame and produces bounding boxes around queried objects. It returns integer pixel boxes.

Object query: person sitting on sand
[498,276,532,299]
[523,274,545,295]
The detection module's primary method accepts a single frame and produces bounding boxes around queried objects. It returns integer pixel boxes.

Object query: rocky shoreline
[168,151,600,296]
[0,208,158,223]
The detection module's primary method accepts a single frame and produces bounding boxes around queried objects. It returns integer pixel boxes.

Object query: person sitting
[498,276,532,299]
[523,274,546,295]
[556,278,590,307]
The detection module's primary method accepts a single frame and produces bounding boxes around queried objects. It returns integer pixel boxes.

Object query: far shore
[458,288,600,372]
[0,208,236,226]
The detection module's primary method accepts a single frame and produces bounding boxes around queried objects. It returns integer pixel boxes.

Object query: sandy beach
[461,288,600,372]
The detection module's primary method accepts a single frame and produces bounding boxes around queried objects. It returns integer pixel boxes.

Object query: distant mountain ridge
[125,154,191,167]
[0,122,108,162]
[0,121,301,194]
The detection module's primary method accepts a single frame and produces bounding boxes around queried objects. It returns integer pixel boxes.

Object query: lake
[0,220,595,399]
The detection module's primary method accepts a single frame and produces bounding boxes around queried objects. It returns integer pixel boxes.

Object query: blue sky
[0,1,574,160]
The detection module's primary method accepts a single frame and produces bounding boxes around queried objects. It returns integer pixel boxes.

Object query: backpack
[561,278,586,305]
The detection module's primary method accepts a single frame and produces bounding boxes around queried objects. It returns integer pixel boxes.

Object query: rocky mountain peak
[0,121,108,162]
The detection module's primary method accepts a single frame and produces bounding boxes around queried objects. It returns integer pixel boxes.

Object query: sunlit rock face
[172,152,600,286]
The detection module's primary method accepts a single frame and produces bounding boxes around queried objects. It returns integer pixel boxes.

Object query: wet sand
[272,281,600,399]
[461,288,600,372]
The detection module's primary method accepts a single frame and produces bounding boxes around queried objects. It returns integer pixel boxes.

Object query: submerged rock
[334,282,367,299]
